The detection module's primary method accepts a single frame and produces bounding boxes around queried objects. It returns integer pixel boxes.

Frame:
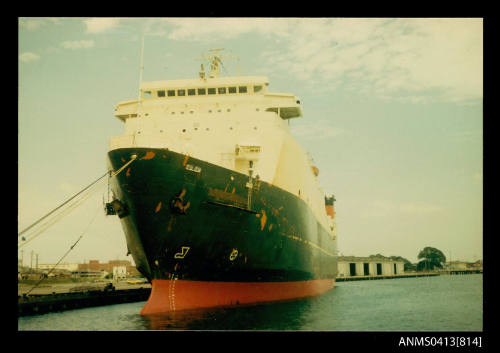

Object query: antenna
[208,48,224,78]
[138,34,145,100]
[197,49,240,78]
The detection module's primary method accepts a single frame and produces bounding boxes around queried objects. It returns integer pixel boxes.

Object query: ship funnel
[325,195,336,219]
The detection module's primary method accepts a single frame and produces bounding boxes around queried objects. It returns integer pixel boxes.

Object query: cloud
[83,18,120,34]
[161,18,482,104]
[61,40,95,49]
[19,18,60,30]
[162,17,292,40]
[19,52,40,63]
[265,18,483,104]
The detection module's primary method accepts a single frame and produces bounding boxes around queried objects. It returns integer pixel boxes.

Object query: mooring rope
[18,181,104,249]
[25,204,101,295]
[18,172,109,238]
[18,155,137,248]
[21,154,138,295]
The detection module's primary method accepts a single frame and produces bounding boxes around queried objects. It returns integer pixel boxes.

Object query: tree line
[369,246,447,272]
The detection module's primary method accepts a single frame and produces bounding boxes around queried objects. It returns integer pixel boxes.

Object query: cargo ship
[106,49,338,314]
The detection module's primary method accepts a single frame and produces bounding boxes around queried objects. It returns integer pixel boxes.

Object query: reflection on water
[141,298,316,330]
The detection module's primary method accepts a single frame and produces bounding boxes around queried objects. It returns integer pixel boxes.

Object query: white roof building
[337,256,405,277]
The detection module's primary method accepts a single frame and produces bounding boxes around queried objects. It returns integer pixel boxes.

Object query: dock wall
[18,286,151,317]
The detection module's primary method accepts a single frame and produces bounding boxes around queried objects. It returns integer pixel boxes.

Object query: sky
[18,17,483,266]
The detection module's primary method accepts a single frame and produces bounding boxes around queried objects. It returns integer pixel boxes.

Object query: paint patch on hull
[140,278,336,315]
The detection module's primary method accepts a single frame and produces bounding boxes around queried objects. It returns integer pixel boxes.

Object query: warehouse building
[337,256,405,277]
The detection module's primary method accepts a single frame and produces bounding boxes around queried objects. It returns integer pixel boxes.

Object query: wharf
[336,272,440,282]
[18,282,151,317]
[440,269,482,275]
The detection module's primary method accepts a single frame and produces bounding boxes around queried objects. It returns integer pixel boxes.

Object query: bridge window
[177,89,186,96]
[254,85,262,93]
[143,91,152,98]
[198,88,206,95]
[188,89,196,96]
[167,90,175,97]
[218,87,226,94]
[208,88,216,95]
[228,87,237,94]
[238,86,247,93]
[157,90,165,97]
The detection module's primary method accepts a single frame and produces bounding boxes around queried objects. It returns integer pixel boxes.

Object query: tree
[389,255,416,271]
[369,254,417,271]
[417,247,446,271]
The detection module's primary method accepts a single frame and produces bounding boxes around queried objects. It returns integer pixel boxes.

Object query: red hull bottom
[140,278,336,315]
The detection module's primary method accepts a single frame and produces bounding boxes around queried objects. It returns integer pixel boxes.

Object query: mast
[138,34,145,100]
[208,48,224,78]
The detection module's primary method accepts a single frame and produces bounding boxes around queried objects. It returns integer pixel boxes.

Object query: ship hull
[107,147,338,314]
[141,278,335,314]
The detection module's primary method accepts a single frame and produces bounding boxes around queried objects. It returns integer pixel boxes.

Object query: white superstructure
[109,50,335,234]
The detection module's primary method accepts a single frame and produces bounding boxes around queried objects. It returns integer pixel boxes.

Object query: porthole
[182,129,186,133]
[254,126,258,130]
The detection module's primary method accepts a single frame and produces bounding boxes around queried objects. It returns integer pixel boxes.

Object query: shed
[337,256,405,277]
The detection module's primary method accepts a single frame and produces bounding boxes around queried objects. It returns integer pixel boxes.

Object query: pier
[336,272,440,282]
[18,282,151,317]
[440,269,483,275]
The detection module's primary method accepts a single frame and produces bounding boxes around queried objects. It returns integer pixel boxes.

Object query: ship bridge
[114,75,303,122]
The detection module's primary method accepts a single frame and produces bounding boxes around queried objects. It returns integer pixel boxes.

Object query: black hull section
[107,148,338,283]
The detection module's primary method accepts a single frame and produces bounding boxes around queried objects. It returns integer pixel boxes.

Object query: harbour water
[18,274,482,331]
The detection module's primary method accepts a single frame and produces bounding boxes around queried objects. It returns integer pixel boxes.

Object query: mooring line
[18,155,137,247]
[18,172,109,238]
[25,204,101,295]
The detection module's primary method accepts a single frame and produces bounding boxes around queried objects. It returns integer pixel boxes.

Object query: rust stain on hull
[260,210,267,231]
[208,187,246,208]
[140,151,156,160]
[155,202,162,213]
[167,215,175,232]
[182,155,190,166]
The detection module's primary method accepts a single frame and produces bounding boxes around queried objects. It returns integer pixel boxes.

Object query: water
[18,274,482,331]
